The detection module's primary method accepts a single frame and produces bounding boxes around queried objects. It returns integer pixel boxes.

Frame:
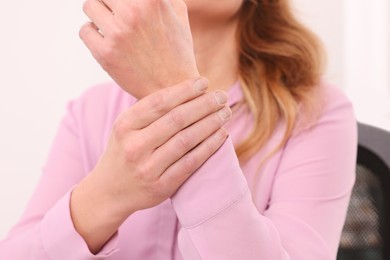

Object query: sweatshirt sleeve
[0,96,119,259]
[171,88,357,260]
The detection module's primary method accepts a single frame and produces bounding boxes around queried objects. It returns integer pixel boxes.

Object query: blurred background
[0,0,389,238]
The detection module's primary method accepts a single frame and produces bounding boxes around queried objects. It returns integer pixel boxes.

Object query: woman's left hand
[80,0,199,99]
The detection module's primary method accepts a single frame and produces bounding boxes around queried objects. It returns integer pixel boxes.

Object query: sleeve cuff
[39,189,119,259]
[171,137,249,227]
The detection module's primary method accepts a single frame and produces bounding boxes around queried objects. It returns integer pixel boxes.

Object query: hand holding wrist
[70,78,232,253]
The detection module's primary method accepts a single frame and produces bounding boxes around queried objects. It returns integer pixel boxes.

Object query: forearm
[70,171,131,254]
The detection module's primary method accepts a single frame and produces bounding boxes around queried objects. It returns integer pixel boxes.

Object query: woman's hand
[95,78,231,213]
[80,0,199,98]
[70,78,232,253]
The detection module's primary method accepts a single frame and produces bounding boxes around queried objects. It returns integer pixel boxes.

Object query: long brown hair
[235,0,325,163]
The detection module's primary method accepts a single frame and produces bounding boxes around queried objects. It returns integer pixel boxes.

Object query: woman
[0,0,357,259]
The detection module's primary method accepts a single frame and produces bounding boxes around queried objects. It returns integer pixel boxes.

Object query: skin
[185,0,244,91]
[72,0,244,254]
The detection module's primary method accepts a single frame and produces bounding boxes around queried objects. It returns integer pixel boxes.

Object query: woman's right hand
[80,0,199,99]
[70,78,232,253]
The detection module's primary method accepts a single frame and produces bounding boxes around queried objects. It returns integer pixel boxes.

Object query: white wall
[294,0,390,130]
[343,0,390,130]
[0,1,389,239]
[0,0,110,238]
[293,0,346,88]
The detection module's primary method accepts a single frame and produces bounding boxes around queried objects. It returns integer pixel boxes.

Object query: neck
[189,17,240,92]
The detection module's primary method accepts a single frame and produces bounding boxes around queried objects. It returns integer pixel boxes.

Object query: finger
[122,77,208,130]
[142,90,229,149]
[158,128,229,191]
[83,0,114,35]
[79,22,104,56]
[151,105,232,174]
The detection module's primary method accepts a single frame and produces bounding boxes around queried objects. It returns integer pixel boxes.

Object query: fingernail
[215,91,228,105]
[194,78,208,93]
[218,106,232,120]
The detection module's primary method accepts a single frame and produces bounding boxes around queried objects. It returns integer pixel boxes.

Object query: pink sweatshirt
[0,82,357,259]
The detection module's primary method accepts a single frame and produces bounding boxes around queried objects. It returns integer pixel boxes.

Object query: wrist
[70,173,130,253]
[71,171,132,223]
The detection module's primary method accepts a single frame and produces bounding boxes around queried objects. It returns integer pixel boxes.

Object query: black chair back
[337,122,390,260]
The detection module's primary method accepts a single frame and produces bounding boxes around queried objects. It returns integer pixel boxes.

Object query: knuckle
[209,136,219,149]
[151,181,168,196]
[145,179,172,202]
[123,142,138,160]
[110,25,124,41]
[97,45,116,69]
[146,185,167,202]
[133,163,151,180]
[120,6,139,28]
[148,93,168,114]
[100,43,115,61]
[112,119,125,138]
[182,154,197,172]
[106,24,120,38]
[112,117,130,139]
[176,131,191,150]
[203,141,218,160]
[169,110,186,128]
[123,136,149,162]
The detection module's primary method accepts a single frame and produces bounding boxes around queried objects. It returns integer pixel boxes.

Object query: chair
[337,122,390,260]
